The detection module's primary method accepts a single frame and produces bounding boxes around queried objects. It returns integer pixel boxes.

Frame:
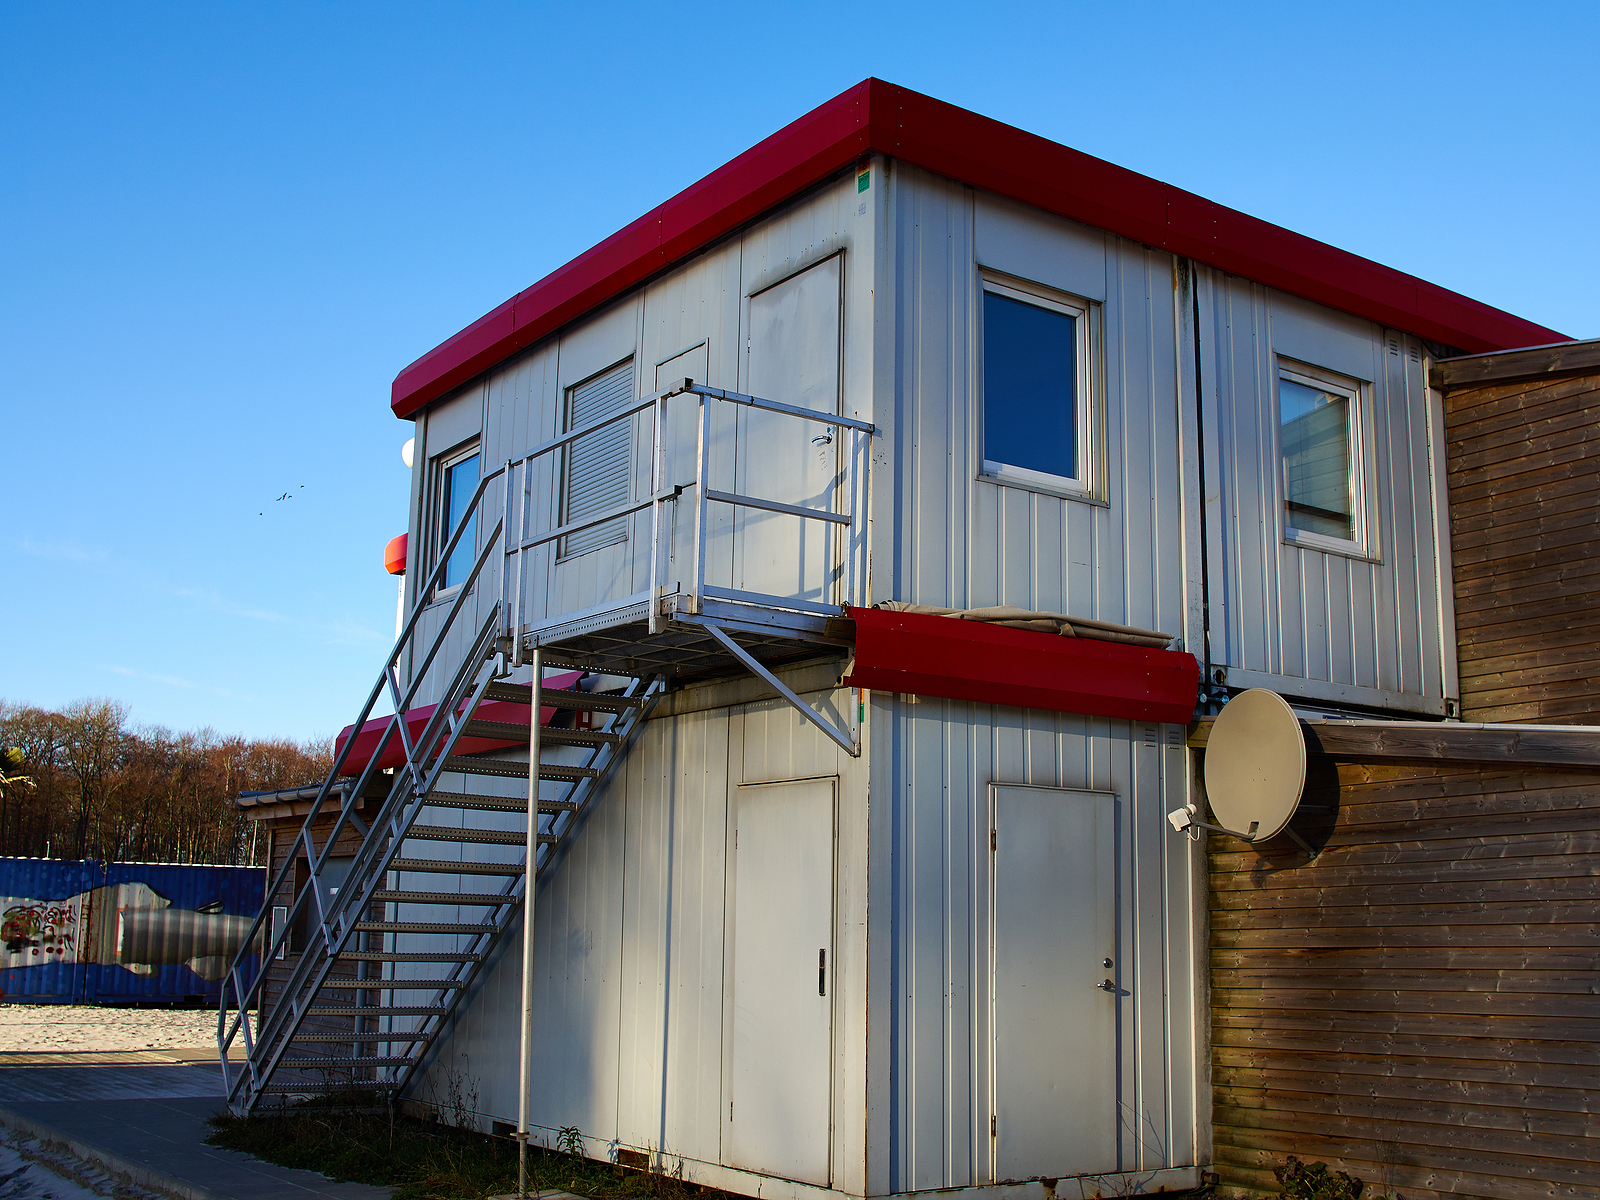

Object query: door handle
[1096,979,1115,992]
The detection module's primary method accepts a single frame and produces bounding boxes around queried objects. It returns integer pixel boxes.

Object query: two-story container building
[217,80,1565,1200]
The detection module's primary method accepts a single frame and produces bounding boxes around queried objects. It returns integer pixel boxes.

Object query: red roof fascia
[391,82,872,416]
[841,607,1200,725]
[333,671,583,775]
[392,79,1567,419]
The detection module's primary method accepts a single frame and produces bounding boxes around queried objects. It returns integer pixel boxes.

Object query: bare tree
[0,696,334,865]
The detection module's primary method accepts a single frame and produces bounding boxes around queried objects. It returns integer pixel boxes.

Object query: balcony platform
[520,593,856,684]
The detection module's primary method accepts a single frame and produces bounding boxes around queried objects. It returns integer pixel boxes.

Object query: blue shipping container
[0,858,266,1005]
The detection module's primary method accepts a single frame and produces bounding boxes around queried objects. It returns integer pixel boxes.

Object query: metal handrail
[496,377,876,651]
[219,374,877,1108]
[217,468,509,1093]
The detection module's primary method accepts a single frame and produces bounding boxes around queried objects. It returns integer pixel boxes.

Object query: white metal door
[727,778,835,1185]
[990,785,1117,1180]
[737,256,841,606]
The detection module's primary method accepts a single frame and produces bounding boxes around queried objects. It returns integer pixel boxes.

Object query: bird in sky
[260,485,306,514]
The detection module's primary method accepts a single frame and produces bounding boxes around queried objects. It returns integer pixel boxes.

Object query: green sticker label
[857,170,870,193]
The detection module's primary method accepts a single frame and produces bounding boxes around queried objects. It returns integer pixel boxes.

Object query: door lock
[1096,979,1116,992]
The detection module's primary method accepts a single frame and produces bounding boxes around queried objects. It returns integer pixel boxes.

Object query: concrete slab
[0,1055,392,1200]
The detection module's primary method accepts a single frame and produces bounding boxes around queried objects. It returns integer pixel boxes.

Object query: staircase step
[484,682,644,712]
[406,825,556,847]
[463,720,621,747]
[339,951,483,963]
[372,890,515,906]
[354,920,497,935]
[258,1081,398,1093]
[377,979,467,990]
[308,1005,446,1017]
[424,790,577,814]
[281,1055,417,1067]
[439,756,599,782]
[388,858,524,875]
[290,1032,435,1044]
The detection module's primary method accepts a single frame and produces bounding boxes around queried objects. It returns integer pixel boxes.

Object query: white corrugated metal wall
[1196,273,1452,713]
[404,174,877,1197]
[863,164,1204,1192]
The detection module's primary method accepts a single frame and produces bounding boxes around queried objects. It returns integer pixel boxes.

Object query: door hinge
[991,1115,997,1138]
[729,1100,734,1122]
[990,827,997,851]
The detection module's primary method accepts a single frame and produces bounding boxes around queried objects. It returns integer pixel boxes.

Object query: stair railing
[219,377,877,1105]
[217,463,509,1103]
[498,378,876,656]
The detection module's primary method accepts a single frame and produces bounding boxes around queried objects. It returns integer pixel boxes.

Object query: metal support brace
[698,620,859,757]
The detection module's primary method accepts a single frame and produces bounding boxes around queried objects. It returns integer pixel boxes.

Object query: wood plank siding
[1443,346,1600,724]
[1208,757,1600,1200]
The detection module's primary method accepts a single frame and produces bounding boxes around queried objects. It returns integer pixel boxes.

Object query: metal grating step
[308,1005,446,1017]
[290,1032,435,1044]
[280,1055,417,1067]
[354,920,496,935]
[463,719,621,747]
[372,890,515,906]
[406,826,556,847]
[259,1081,398,1093]
[424,790,577,814]
[374,979,467,990]
[484,681,644,712]
[438,756,598,782]
[339,951,482,963]
[388,858,523,875]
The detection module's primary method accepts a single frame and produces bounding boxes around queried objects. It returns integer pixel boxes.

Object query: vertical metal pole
[500,461,513,642]
[844,429,859,610]
[648,394,665,634]
[513,460,528,668]
[517,647,543,1198]
[691,393,710,612]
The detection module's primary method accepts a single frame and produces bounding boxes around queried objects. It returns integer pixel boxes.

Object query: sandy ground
[0,1126,166,1200]
[0,1006,219,1053]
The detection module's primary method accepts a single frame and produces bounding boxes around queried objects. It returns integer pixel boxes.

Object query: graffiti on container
[0,881,258,980]
[1,900,79,958]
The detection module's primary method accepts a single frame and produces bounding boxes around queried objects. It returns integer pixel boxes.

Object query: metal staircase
[217,597,664,1111]
[217,378,874,1118]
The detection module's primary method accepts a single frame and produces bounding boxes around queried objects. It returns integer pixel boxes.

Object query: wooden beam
[1431,339,1600,390]
[1187,718,1600,768]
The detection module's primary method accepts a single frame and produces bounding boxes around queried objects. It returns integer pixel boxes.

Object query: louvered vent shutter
[563,360,634,557]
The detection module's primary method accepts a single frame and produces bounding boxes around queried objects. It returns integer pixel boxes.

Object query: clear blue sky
[4,2,1595,743]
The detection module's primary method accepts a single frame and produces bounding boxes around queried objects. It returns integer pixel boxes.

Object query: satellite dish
[1202,689,1306,841]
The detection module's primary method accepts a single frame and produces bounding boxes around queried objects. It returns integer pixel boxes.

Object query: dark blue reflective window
[983,291,1077,480]
[442,452,479,588]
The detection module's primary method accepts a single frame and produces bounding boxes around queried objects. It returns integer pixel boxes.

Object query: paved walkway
[0,1049,392,1200]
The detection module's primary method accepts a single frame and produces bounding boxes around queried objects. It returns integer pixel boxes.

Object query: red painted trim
[841,607,1200,725]
[334,671,583,775]
[391,79,1566,420]
[384,533,408,576]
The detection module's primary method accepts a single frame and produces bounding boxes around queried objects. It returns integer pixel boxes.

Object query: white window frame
[1275,359,1373,559]
[430,438,481,596]
[976,272,1101,501]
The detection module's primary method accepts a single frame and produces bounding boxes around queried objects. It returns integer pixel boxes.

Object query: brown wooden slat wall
[1446,371,1600,724]
[1209,759,1600,1200]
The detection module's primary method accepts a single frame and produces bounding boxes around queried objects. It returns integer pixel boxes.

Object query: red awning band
[334,671,584,775]
[842,606,1199,725]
